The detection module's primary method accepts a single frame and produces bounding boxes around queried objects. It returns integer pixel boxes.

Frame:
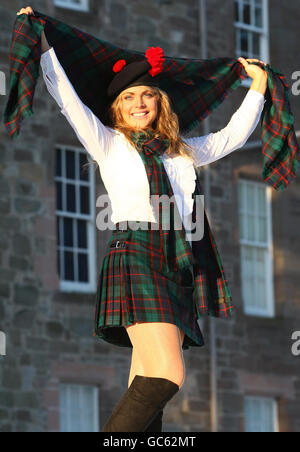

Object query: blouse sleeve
[182,89,266,167]
[40,47,115,164]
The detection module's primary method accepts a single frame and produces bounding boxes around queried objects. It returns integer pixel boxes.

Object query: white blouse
[40,47,266,245]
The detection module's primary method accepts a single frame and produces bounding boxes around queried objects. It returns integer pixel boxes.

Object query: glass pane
[234,0,239,21]
[253,32,260,56]
[239,212,246,240]
[263,400,275,432]
[257,216,267,242]
[66,150,75,179]
[59,384,67,432]
[57,248,61,277]
[64,217,73,247]
[57,216,61,246]
[256,248,267,308]
[81,387,94,432]
[69,385,80,432]
[255,6,263,27]
[80,152,89,181]
[56,181,62,211]
[80,186,90,214]
[60,384,96,433]
[241,29,249,52]
[78,253,88,282]
[245,398,274,432]
[241,247,253,307]
[77,219,87,249]
[246,214,255,241]
[235,28,241,54]
[64,251,74,281]
[66,184,76,212]
[246,184,255,211]
[56,148,61,176]
[245,398,261,432]
[257,186,266,213]
[242,1,251,24]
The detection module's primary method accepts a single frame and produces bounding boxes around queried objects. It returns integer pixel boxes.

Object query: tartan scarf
[191,169,234,317]
[3,10,299,192]
[131,130,234,318]
[130,129,193,272]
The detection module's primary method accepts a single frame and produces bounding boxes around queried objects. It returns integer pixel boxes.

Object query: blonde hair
[82,86,197,173]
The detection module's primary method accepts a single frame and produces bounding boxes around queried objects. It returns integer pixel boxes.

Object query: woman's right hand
[17,6,35,16]
[16,6,50,53]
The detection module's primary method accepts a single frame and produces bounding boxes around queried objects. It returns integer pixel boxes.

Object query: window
[55,145,97,293]
[234,0,269,87]
[238,180,274,317]
[244,396,278,432]
[59,383,99,432]
[54,0,89,12]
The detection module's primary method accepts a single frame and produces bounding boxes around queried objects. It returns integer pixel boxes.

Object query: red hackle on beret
[113,59,127,73]
[145,47,165,77]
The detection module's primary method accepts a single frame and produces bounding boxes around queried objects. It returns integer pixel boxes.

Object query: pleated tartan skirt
[93,221,205,350]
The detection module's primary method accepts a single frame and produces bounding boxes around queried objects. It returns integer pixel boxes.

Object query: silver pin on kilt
[111,240,127,248]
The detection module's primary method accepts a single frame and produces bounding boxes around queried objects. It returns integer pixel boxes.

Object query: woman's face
[119,85,158,130]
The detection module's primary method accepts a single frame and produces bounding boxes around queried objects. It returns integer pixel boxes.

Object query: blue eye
[124,93,152,100]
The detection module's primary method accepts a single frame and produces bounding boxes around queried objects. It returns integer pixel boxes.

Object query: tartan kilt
[93,222,205,351]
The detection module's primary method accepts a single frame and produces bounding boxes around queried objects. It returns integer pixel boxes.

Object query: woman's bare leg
[128,326,185,388]
[126,322,186,389]
[128,345,145,388]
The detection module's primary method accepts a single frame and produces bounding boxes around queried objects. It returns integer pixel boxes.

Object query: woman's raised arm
[182,89,266,167]
[40,37,115,165]
[17,6,115,164]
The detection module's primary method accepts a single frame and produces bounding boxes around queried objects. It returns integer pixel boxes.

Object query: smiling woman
[105,82,199,169]
[15,8,267,432]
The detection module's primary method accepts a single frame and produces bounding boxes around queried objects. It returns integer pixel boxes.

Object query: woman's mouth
[131,112,149,118]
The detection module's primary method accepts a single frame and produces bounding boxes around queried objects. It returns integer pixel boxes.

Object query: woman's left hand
[238,57,268,80]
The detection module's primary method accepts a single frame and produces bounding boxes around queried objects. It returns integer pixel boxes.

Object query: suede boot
[143,409,163,432]
[101,375,179,432]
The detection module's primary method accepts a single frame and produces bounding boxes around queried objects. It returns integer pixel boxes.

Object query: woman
[17,6,268,433]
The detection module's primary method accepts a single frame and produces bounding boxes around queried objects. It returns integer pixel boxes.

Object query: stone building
[0,0,299,432]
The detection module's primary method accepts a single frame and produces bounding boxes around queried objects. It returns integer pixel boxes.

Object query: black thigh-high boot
[101,375,179,432]
[143,409,163,432]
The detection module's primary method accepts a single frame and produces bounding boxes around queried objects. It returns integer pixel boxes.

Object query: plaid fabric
[3,10,299,192]
[134,130,233,316]
[94,227,205,351]
[130,130,195,273]
[94,131,233,349]
[191,171,234,318]
[130,130,234,317]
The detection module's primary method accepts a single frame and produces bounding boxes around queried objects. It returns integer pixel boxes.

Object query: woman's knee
[125,322,185,387]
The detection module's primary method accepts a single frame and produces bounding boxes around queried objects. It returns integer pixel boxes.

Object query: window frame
[238,179,275,318]
[59,383,99,432]
[55,144,97,294]
[244,395,279,432]
[234,0,270,88]
[54,0,89,13]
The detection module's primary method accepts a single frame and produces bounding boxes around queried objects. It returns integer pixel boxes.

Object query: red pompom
[145,47,165,77]
[113,59,127,73]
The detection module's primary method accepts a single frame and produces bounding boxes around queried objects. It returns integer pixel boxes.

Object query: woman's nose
[136,98,146,107]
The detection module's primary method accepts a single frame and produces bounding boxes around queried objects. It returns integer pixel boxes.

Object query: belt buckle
[116,240,121,248]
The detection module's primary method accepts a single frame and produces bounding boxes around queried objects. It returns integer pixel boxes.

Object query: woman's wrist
[250,73,268,95]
